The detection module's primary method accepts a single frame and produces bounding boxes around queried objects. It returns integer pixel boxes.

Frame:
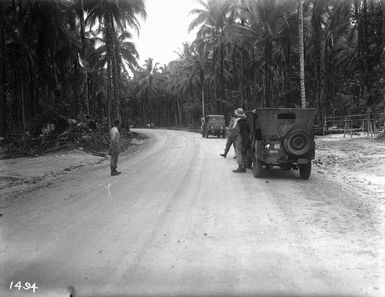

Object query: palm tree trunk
[79,0,89,115]
[220,42,225,113]
[201,84,205,119]
[107,58,112,128]
[17,68,27,144]
[74,56,81,116]
[177,96,182,126]
[0,9,8,137]
[264,40,272,107]
[148,80,152,124]
[311,2,322,115]
[298,0,306,108]
[69,10,81,117]
[19,17,27,142]
[105,9,113,128]
[110,16,120,121]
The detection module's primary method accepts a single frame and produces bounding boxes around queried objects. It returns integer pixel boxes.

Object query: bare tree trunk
[80,0,89,115]
[298,0,307,108]
[177,96,182,126]
[107,58,112,128]
[110,17,120,121]
[311,0,322,116]
[74,56,81,116]
[264,40,272,107]
[240,48,245,104]
[148,80,152,124]
[201,86,205,119]
[19,12,27,143]
[0,8,8,137]
[220,41,225,113]
[20,78,26,136]
[105,9,113,128]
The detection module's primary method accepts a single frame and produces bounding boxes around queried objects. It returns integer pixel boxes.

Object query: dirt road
[1,129,384,297]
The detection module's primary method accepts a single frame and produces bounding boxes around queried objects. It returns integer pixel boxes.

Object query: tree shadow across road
[252,167,306,181]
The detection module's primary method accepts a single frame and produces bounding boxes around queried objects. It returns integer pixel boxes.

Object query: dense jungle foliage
[1,0,384,141]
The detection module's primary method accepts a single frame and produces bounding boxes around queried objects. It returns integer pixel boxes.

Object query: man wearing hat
[232,108,250,173]
[220,113,236,158]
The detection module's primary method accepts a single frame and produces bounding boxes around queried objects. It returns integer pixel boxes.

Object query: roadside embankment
[0,131,146,198]
[314,133,385,200]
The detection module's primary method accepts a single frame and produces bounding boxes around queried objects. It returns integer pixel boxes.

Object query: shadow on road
[254,167,306,181]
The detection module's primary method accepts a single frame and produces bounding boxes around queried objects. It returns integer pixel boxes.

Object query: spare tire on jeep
[283,129,313,157]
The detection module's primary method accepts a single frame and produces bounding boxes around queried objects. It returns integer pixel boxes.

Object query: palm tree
[189,0,234,111]
[90,29,139,123]
[183,40,211,118]
[226,0,296,107]
[133,58,162,124]
[166,57,193,126]
[86,0,146,126]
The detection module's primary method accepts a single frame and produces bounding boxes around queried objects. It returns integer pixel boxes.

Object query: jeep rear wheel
[253,157,263,178]
[299,162,312,179]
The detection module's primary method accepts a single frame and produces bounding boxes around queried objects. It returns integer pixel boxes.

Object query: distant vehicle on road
[247,108,317,179]
[201,115,226,138]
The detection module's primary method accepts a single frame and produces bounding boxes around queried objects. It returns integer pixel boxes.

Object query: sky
[132,0,199,67]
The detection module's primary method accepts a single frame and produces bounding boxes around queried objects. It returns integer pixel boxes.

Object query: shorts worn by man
[232,108,251,173]
[110,119,121,176]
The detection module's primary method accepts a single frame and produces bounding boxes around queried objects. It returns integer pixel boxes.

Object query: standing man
[109,119,121,176]
[220,113,236,158]
[232,108,250,173]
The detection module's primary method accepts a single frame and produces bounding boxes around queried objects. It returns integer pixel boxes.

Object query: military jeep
[201,115,226,138]
[247,108,317,179]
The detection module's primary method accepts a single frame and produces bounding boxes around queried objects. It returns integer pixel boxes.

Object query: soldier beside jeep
[218,107,316,179]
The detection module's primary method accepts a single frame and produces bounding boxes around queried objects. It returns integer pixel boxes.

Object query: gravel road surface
[1,129,384,297]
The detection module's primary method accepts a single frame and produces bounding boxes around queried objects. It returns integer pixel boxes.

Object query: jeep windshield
[207,115,225,124]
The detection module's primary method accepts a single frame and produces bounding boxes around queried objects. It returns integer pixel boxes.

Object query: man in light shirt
[109,119,121,176]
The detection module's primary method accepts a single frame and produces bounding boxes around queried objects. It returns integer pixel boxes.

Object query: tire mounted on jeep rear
[283,129,313,156]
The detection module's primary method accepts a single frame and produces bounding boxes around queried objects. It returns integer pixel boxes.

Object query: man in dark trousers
[109,119,121,176]
[220,113,236,158]
[232,108,251,173]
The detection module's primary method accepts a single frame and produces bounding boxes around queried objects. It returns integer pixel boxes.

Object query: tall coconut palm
[133,58,162,124]
[183,40,211,118]
[226,0,296,107]
[189,0,234,111]
[90,29,139,124]
[86,0,146,126]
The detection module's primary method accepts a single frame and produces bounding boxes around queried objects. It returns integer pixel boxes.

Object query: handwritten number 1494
[9,281,38,293]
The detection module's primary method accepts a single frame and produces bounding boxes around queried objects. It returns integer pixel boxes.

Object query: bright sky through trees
[133,0,197,67]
